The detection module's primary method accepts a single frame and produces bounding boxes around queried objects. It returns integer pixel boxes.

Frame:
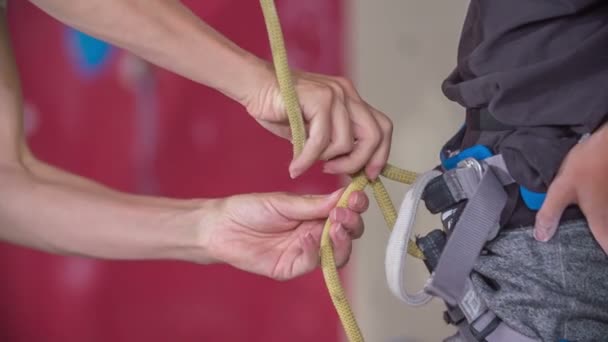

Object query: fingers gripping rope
[259,1,423,340]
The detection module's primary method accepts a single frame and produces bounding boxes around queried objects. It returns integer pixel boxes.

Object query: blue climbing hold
[65,28,114,78]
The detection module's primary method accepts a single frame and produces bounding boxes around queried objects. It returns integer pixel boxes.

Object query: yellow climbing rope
[260,1,423,340]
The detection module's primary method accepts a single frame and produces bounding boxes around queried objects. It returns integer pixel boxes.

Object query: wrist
[168,198,215,265]
[179,198,225,265]
[229,56,275,109]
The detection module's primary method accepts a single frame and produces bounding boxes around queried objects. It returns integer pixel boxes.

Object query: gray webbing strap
[485,322,539,342]
[445,168,480,200]
[460,279,486,322]
[444,322,477,342]
[484,155,514,185]
[428,155,540,341]
[425,164,508,305]
[445,321,540,342]
[444,155,514,201]
[470,310,501,339]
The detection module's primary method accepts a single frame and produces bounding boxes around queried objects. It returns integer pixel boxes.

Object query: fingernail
[534,218,557,242]
[366,168,380,181]
[329,188,343,199]
[533,222,555,242]
[335,224,348,240]
[289,168,299,179]
[332,208,347,222]
[348,193,363,208]
[355,193,365,207]
[323,165,333,174]
[534,227,553,242]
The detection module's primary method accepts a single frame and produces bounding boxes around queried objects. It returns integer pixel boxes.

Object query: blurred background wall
[2,1,344,341]
[349,1,468,341]
[0,1,468,341]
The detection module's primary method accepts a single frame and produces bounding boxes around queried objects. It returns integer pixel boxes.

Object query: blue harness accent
[441,144,493,170]
[519,186,546,211]
[441,145,546,211]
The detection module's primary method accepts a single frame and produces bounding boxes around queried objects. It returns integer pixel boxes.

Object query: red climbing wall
[0,1,345,341]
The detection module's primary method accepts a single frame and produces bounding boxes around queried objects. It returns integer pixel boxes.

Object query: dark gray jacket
[442,0,608,224]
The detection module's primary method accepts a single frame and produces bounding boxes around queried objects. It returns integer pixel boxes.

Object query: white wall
[349,1,469,341]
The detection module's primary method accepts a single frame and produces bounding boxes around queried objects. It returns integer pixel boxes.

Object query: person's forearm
[0,7,214,264]
[29,0,271,104]
[0,162,211,262]
[20,146,199,209]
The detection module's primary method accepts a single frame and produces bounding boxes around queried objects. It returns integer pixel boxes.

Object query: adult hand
[534,124,608,254]
[202,188,369,280]
[245,65,393,180]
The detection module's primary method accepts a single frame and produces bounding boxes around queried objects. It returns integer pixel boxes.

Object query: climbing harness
[259,1,543,341]
[387,153,540,341]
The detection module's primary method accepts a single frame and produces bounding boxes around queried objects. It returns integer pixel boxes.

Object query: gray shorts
[472,220,608,342]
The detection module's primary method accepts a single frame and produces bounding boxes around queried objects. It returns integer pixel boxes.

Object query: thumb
[270,188,344,221]
[288,106,331,179]
[534,176,575,242]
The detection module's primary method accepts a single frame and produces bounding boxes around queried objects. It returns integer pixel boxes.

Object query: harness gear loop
[259,0,423,340]
[385,170,441,307]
